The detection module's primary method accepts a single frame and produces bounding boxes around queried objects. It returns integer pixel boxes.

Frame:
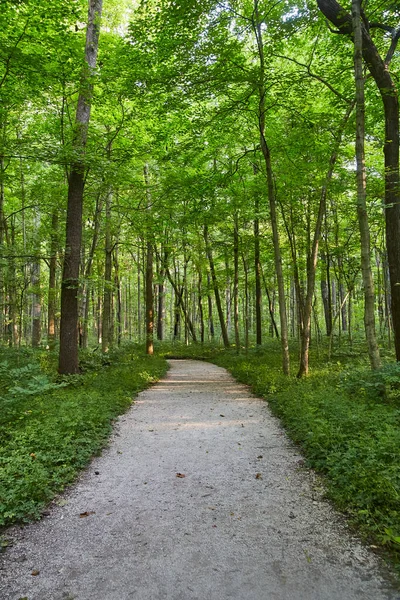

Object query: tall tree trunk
[58,0,103,374]
[320,253,332,336]
[81,191,103,348]
[241,253,250,350]
[352,0,381,369]
[254,192,262,345]
[253,2,289,373]
[297,102,354,376]
[47,210,58,349]
[260,266,279,338]
[164,260,197,342]
[233,215,240,352]
[204,225,229,348]
[102,190,113,353]
[144,164,154,355]
[317,0,400,360]
[114,245,122,346]
[198,269,205,343]
[157,246,167,341]
[207,273,214,340]
[31,261,41,348]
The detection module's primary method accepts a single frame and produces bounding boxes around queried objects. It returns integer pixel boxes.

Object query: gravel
[0,359,399,600]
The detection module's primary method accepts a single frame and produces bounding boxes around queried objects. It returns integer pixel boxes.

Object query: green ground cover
[2,340,400,573]
[161,341,400,570]
[0,346,167,527]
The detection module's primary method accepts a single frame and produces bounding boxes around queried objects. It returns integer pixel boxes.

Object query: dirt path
[0,359,399,600]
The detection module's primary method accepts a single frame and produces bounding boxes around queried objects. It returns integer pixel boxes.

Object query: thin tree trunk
[144,164,154,355]
[317,0,400,360]
[204,225,229,348]
[234,215,240,352]
[352,0,381,369]
[102,189,113,353]
[297,102,354,376]
[253,2,289,373]
[260,266,279,338]
[157,246,167,341]
[198,270,205,343]
[254,193,262,345]
[47,210,58,349]
[58,0,103,374]
[207,273,214,340]
[81,191,103,348]
[241,253,250,350]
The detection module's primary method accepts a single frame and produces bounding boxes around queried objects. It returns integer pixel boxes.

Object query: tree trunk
[254,194,262,345]
[198,270,205,343]
[317,0,400,360]
[241,253,250,350]
[234,215,240,352]
[204,225,229,348]
[297,102,354,376]
[157,247,167,341]
[58,0,103,374]
[352,0,381,369]
[207,273,214,340]
[102,190,113,353]
[144,164,154,355]
[253,2,289,373]
[47,210,58,349]
[81,191,103,348]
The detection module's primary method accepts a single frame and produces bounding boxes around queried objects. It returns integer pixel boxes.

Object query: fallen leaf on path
[31,570,40,576]
[176,473,186,478]
[255,473,262,479]
[79,511,96,518]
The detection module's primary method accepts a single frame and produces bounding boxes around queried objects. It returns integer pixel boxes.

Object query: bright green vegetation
[161,341,400,568]
[0,346,167,527]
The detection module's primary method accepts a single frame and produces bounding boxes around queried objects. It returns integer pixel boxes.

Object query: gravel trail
[0,359,399,600]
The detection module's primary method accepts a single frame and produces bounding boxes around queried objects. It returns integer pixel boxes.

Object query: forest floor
[0,359,399,600]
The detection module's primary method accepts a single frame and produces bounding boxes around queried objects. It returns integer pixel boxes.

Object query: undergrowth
[161,340,400,571]
[0,345,167,527]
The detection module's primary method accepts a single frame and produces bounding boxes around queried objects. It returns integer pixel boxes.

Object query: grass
[0,344,167,527]
[160,340,400,571]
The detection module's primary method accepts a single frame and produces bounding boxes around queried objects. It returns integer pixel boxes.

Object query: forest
[1,0,400,574]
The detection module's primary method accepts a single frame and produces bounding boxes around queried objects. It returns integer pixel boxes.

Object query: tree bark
[102,189,113,353]
[58,0,103,374]
[204,225,229,348]
[298,102,354,376]
[253,1,289,373]
[47,210,58,349]
[254,193,262,345]
[144,164,154,355]
[234,215,241,352]
[352,0,381,369]
[317,0,400,360]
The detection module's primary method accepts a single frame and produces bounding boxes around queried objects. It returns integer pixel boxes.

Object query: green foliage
[0,346,167,527]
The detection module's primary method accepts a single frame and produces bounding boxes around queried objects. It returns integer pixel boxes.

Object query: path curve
[0,359,398,600]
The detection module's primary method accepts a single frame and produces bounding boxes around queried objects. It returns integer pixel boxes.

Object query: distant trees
[0,0,398,375]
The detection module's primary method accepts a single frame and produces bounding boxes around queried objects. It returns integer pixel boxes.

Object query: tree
[316,0,400,360]
[58,0,103,374]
